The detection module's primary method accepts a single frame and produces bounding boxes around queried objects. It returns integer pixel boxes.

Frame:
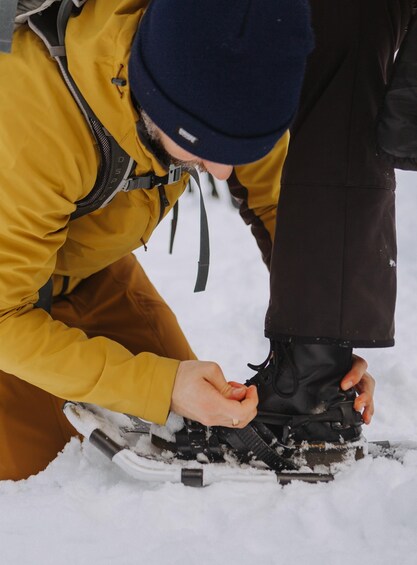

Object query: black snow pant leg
[265,0,413,348]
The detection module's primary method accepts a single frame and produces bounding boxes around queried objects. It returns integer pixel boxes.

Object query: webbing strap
[169,202,179,255]
[188,169,210,292]
[123,166,180,191]
[256,400,363,430]
[221,425,297,472]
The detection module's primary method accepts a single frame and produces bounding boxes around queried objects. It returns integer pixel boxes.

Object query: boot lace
[247,341,300,398]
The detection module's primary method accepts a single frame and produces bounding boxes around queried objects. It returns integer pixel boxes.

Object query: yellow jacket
[0,0,288,424]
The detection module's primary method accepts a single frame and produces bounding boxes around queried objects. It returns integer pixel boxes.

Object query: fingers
[340,355,376,425]
[199,380,258,428]
[354,373,375,424]
[211,384,258,429]
[171,360,258,429]
[221,380,247,401]
[340,354,368,391]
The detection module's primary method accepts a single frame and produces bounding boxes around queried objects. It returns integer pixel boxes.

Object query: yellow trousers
[0,254,195,480]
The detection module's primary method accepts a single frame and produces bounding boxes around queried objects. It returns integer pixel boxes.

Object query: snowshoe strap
[256,400,363,430]
[173,420,297,472]
[219,425,297,471]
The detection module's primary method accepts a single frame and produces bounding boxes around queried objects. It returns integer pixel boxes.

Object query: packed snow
[1,171,416,565]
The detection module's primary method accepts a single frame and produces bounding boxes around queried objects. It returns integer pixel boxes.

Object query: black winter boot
[245,342,364,466]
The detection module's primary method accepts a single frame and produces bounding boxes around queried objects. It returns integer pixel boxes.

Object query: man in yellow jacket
[0,0,374,479]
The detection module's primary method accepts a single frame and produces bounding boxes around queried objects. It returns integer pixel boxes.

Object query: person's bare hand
[340,354,375,424]
[170,360,258,428]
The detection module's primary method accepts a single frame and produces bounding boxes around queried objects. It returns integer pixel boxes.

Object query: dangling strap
[255,401,364,429]
[188,169,210,293]
[169,202,179,254]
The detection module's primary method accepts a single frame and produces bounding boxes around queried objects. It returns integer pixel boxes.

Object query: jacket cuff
[141,356,180,424]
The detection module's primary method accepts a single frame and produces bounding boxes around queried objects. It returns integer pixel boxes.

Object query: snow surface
[1,172,417,565]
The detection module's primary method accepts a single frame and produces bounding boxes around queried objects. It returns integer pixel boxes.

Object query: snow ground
[0,172,416,565]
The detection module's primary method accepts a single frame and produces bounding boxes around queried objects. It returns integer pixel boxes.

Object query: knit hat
[129,0,313,165]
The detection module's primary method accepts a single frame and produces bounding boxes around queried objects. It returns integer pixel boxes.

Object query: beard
[136,108,206,174]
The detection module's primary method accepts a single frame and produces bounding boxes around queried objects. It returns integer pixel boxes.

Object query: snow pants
[265,0,414,347]
[0,254,195,481]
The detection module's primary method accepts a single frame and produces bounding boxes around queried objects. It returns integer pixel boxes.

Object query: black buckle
[122,166,182,192]
[332,401,363,428]
[175,420,223,462]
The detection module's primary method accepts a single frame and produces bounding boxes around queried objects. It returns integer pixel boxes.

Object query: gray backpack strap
[28,1,185,219]
[0,0,85,53]
[0,0,19,52]
[28,0,139,219]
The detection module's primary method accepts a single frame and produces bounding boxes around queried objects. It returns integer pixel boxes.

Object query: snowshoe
[63,401,417,487]
[63,401,334,485]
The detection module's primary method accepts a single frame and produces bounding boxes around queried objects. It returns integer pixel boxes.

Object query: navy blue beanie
[129,0,314,165]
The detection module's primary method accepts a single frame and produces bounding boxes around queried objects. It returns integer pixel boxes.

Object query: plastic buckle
[168,165,182,184]
[333,401,362,429]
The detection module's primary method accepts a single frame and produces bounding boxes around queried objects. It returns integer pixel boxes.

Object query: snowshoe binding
[242,341,365,468]
[63,400,417,486]
[152,342,365,472]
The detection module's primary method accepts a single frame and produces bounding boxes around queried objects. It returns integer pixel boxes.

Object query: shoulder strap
[28,0,139,219]
[0,0,19,52]
[28,1,185,219]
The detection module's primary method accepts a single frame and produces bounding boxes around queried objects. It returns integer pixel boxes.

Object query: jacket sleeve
[0,178,178,424]
[0,58,178,426]
[229,130,289,268]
